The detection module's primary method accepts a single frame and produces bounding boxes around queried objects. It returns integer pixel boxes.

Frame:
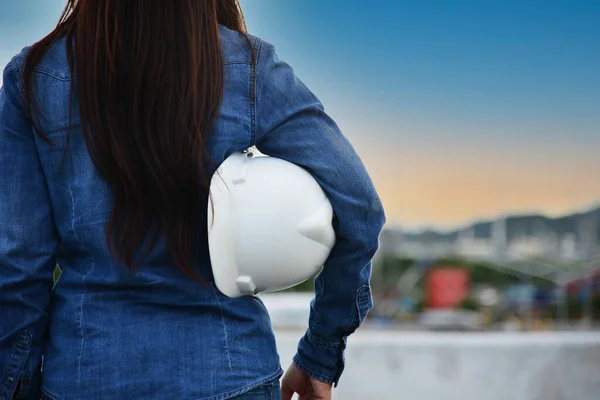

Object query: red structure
[566,268,600,296]
[426,266,470,308]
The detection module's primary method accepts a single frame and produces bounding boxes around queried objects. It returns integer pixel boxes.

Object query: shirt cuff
[293,329,347,387]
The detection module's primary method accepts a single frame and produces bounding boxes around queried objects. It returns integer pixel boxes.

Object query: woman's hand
[281,362,332,400]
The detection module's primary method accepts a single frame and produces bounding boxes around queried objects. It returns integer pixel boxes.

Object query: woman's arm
[253,38,386,386]
[0,57,59,400]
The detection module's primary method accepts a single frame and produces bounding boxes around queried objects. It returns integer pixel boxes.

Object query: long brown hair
[22,1,247,280]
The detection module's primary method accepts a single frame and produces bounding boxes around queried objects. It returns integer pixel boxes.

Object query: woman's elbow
[368,194,386,241]
[351,192,386,252]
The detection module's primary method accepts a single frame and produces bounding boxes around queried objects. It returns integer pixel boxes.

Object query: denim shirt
[0,26,385,400]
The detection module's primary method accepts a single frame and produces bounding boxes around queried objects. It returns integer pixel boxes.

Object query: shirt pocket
[344,285,373,335]
[356,285,374,325]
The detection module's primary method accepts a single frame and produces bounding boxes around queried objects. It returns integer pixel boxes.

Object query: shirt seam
[0,64,24,124]
[292,354,336,384]
[212,288,233,371]
[68,183,96,383]
[249,38,262,147]
[307,330,343,350]
[40,369,283,400]
[1,331,32,400]
[33,62,248,84]
[9,58,26,101]
[33,69,74,82]
[198,368,283,400]
[31,63,247,85]
[1,338,21,400]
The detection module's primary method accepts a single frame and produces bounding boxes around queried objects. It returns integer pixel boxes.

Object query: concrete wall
[274,331,600,400]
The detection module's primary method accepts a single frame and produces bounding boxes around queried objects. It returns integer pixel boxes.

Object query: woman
[0,1,385,399]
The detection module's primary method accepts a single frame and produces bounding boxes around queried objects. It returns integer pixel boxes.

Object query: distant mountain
[401,205,600,243]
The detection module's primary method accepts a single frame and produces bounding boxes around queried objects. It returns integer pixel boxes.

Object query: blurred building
[382,205,600,263]
[577,212,599,259]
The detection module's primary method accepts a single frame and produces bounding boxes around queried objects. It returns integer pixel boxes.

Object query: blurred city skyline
[1,0,599,229]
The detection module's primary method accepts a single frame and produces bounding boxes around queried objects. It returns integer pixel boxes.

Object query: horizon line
[385,200,600,234]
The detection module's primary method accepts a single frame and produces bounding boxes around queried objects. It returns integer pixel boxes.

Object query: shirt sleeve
[0,58,59,400]
[253,38,386,386]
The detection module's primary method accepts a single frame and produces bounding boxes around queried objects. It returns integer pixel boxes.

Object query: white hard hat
[207,151,335,298]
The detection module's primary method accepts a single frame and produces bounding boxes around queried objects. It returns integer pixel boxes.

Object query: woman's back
[0,5,385,400]
[4,27,282,400]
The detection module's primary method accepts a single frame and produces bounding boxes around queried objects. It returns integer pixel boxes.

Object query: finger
[318,391,332,400]
[298,384,314,400]
[312,383,332,400]
[281,379,295,400]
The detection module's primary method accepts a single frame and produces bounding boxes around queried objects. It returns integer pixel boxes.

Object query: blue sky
[1,0,599,228]
[242,1,600,128]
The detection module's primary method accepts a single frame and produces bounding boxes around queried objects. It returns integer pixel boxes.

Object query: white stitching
[69,184,95,382]
[212,287,233,371]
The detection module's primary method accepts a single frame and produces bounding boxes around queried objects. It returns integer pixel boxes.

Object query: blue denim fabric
[41,380,281,400]
[0,25,385,400]
[227,380,281,400]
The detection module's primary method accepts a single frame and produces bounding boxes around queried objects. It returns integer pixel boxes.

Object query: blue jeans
[40,381,281,400]
[229,380,281,400]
